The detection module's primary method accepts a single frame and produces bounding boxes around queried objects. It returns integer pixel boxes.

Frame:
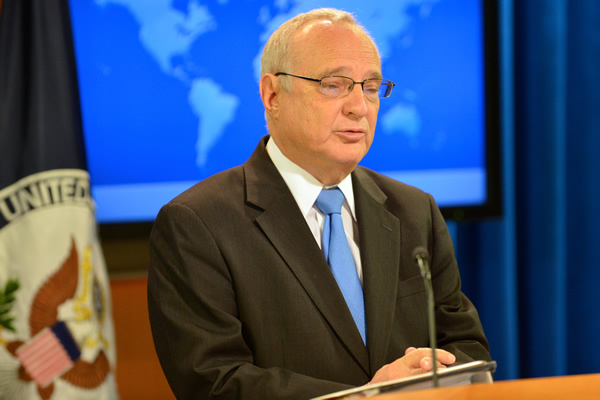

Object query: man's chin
[333,144,370,164]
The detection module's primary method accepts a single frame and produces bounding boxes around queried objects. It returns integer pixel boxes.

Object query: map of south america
[98,0,240,167]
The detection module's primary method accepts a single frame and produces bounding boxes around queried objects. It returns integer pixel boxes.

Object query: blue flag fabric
[0,0,87,191]
[0,1,118,398]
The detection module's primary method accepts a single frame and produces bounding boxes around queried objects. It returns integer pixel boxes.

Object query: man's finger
[419,356,452,371]
[408,348,456,366]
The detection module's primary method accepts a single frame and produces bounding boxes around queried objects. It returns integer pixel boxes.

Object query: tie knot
[315,188,345,215]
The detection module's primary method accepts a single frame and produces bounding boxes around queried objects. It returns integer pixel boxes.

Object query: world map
[70,0,486,222]
[95,0,439,167]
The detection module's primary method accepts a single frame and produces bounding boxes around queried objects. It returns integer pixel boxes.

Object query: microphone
[412,246,438,388]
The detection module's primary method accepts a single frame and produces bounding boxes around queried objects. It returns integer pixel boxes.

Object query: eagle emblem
[1,238,112,399]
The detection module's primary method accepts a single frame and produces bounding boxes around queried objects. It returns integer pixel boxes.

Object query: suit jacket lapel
[352,169,401,375]
[243,137,370,374]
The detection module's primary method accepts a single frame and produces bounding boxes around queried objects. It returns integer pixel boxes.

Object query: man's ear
[260,73,281,120]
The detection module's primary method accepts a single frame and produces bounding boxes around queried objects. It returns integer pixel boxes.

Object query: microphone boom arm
[414,248,438,388]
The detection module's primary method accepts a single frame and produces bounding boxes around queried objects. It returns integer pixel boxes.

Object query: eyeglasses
[275,72,395,100]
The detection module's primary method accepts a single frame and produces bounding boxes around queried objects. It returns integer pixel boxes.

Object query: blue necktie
[315,188,366,344]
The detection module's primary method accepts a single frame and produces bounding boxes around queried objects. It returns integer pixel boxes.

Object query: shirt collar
[266,137,356,220]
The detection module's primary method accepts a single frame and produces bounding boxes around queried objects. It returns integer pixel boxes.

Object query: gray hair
[260,8,380,91]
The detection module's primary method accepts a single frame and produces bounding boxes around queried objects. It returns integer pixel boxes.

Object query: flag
[16,322,81,388]
[0,0,118,398]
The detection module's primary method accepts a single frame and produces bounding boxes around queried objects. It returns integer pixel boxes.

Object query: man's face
[272,21,381,185]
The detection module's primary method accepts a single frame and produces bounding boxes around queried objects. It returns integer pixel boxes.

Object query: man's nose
[342,83,369,118]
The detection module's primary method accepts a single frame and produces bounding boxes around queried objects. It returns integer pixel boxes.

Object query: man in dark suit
[148,8,490,399]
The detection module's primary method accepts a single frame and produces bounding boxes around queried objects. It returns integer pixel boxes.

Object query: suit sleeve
[426,194,492,363]
[147,202,353,399]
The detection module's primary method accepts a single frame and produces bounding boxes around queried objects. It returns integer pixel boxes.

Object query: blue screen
[69,0,487,223]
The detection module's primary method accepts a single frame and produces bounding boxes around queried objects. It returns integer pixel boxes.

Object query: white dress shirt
[266,137,363,283]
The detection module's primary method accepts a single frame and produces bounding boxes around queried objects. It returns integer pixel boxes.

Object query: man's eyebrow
[367,71,384,79]
[322,66,351,76]
[321,67,383,79]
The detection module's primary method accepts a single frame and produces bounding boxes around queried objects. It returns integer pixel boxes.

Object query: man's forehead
[298,19,335,36]
[291,21,381,76]
[293,19,376,51]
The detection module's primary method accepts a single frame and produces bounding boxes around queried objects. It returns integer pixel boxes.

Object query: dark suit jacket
[147,136,490,399]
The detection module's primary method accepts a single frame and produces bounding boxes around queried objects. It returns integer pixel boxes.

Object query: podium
[370,373,600,399]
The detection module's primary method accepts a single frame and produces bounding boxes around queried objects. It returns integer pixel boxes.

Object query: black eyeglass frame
[274,72,395,99]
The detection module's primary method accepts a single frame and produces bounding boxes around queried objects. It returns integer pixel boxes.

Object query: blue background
[69,0,488,222]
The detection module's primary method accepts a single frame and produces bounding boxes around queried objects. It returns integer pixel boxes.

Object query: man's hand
[367,347,456,385]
